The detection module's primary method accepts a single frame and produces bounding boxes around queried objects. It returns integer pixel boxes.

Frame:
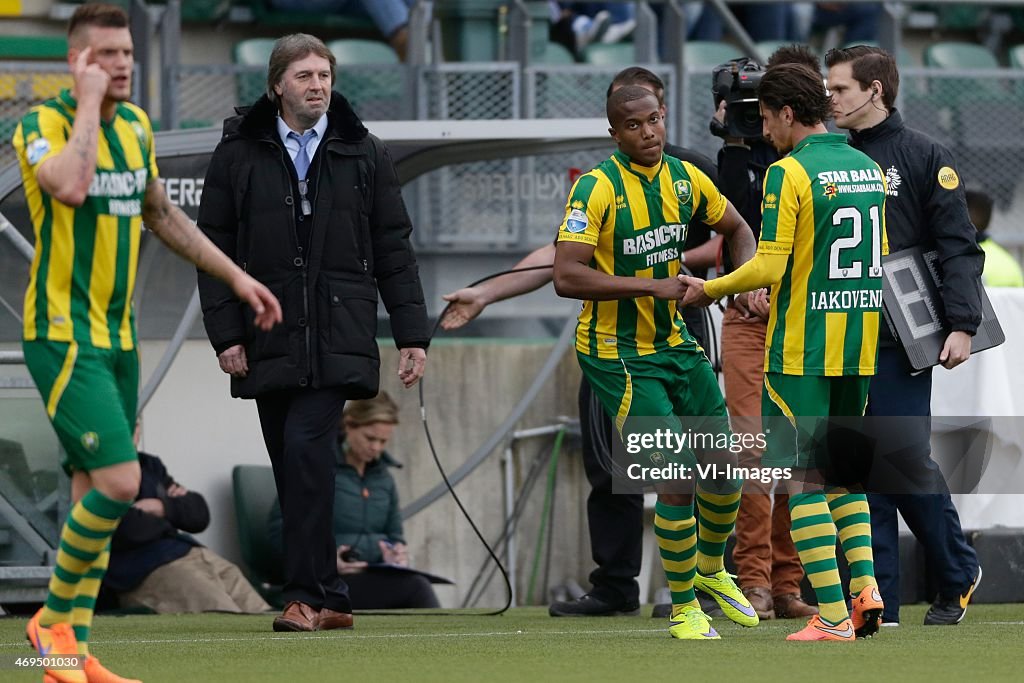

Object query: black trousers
[578,308,709,606]
[865,346,978,623]
[256,387,352,613]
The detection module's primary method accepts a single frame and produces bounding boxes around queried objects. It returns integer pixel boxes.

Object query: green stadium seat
[539,41,576,65]
[327,39,399,65]
[936,5,985,31]
[246,0,377,32]
[924,42,1003,101]
[231,465,285,605]
[1009,44,1024,68]
[0,36,68,60]
[682,41,742,68]
[328,39,404,119]
[63,0,230,22]
[233,38,275,106]
[583,42,635,66]
[924,41,999,69]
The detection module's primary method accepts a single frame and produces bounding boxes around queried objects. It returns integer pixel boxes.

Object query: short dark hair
[607,66,665,103]
[606,85,659,126]
[825,45,900,110]
[758,63,832,126]
[68,3,128,45]
[766,44,820,71]
[267,33,336,105]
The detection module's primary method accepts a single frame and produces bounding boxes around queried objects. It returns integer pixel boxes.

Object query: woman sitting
[269,392,440,609]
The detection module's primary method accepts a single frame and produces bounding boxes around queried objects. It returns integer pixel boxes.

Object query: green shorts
[761,372,871,469]
[579,343,730,469]
[23,339,139,475]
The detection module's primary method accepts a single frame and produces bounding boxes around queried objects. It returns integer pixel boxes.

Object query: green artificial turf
[2,604,1022,682]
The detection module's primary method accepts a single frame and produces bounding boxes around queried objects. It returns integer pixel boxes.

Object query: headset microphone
[843,91,876,117]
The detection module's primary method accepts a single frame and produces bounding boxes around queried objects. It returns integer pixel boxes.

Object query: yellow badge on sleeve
[937,166,960,190]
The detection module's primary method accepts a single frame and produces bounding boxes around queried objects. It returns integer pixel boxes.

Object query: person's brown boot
[273,600,319,631]
[743,586,775,620]
[317,607,354,631]
[774,593,819,619]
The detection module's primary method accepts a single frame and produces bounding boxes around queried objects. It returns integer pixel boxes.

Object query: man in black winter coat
[826,45,984,627]
[196,33,429,632]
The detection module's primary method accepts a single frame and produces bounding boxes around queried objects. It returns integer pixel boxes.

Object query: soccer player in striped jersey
[681,62,887,641]
[11,6,281,682]
[553,85,758,639]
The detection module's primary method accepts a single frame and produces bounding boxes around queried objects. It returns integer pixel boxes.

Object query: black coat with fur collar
[196,92,428,399]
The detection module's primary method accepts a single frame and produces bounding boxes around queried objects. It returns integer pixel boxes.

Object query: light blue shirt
[277,113,328,164]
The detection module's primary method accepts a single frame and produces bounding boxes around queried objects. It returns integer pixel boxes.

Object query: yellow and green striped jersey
[759,133,888,376]
[557,150,727,359]
[12,89,158,350]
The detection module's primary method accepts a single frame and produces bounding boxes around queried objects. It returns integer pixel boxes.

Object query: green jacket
[267,440,405,565]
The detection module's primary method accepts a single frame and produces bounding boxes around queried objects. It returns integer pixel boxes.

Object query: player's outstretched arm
[142,179,282,331]
[440,243,556,330]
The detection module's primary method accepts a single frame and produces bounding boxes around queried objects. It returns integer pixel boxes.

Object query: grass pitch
[2,604,1022,682]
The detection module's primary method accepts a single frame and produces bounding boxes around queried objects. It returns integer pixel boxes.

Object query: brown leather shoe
[774,593,819,619]
[743,586,775,620]
[317,608,354,631]
[273,601,319,632]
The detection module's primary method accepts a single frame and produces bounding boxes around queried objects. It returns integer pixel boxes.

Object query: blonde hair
[343,392,399,428]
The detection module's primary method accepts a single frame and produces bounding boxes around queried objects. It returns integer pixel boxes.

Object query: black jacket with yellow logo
[849,109,984,335]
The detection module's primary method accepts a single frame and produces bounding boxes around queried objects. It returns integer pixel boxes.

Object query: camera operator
[706,53,816,621]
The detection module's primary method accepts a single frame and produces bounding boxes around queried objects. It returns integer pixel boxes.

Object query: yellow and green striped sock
[789,492,848,624]
[72,542,110,654]
[39,490,130,628]
[654,501,699,619]
[827,491,876,596]
[695,482,741,575]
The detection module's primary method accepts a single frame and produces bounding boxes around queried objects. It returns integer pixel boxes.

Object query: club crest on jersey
[823,183,838,200]
[26,137,51,165]
[650,451,666,466]
[565,208,588,233]
[674,180,692,203]
[81,432,100,453]
[131,121,146,145]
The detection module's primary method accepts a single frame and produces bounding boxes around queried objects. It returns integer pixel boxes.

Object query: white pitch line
[0,627,668,648]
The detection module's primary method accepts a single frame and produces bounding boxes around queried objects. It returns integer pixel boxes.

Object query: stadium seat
[1009,44,1024,68]
[924,41,999,69]
[539,41,576,65]
[327,39,399,65]
[583,42,635,66]
[246,0,377,32]
[231,465,285,604]
[328,39,407,119]
[682,41,742,68]
[0,74,16,99]
[924,41,1004,102]
[0,35,67,60]
[233,38,275,107]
